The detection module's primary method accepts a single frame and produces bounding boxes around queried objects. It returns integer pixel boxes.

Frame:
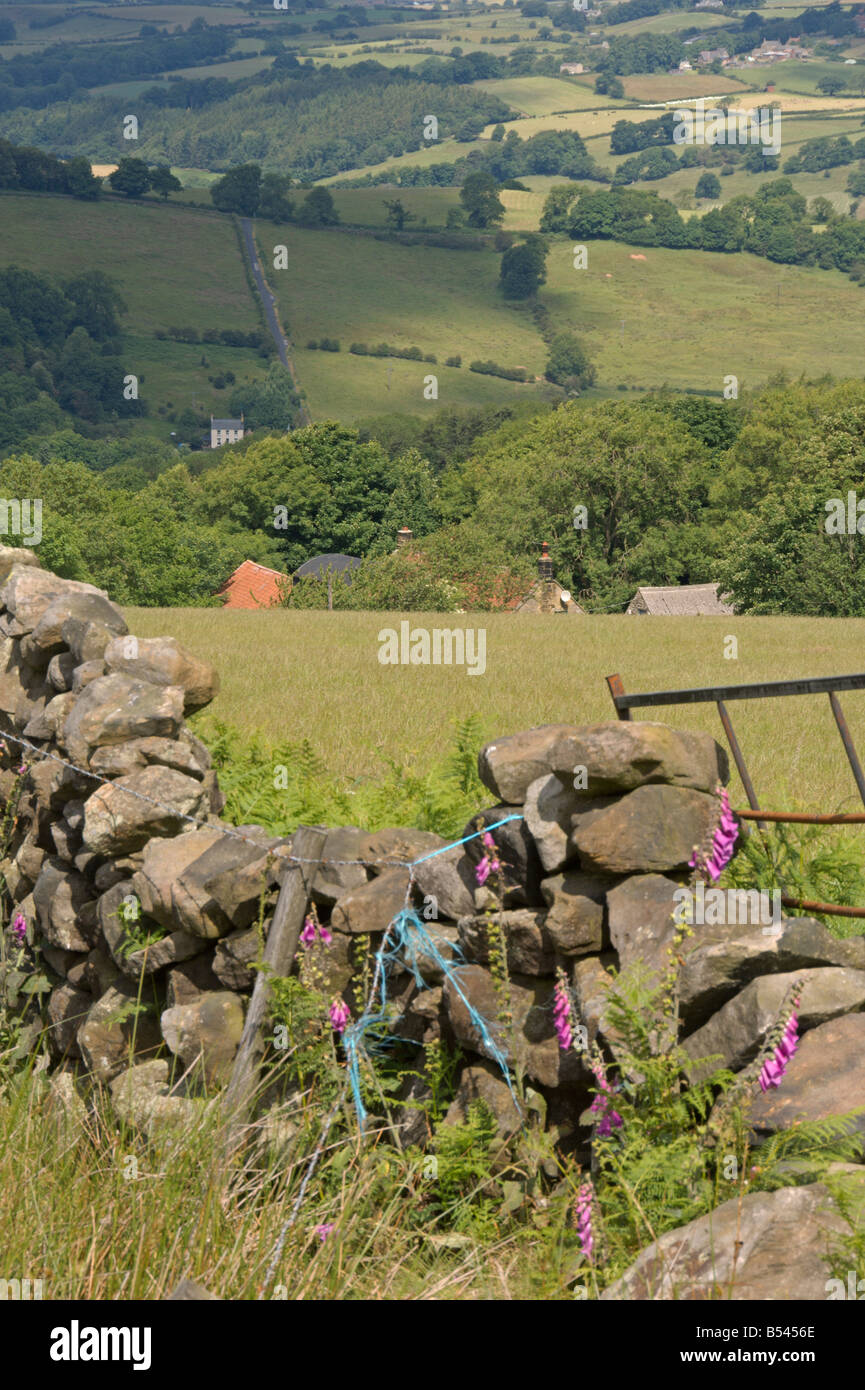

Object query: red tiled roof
[216,559,290,610]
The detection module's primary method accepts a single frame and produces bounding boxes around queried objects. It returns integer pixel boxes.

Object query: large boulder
[62,672,184,763]
[444,1058,525,1142]
[0,546,39,583]
[46,982,91,1059]
[606,873,682,979]
[0,565,106,634]
[89,736,210,782]
[81,765,208,856]
[23,591,127,667]
[460,806,543,907]
[540,871,610,958]
[131,827,230,935]
[103,635,219,714]
[311,827,370,906]
[411,843,476,921]
[571,785,719,876]
[600,1184,847,1300]
[548,722,729,796]
[679,916,865,1032]
[748,1012,865,1147]
[77,981,162,1084]
[109,1060,202,1141]
[524,774,585,873]
[32,857,94,951]
[458,909,555,976]
[160,992,245,1086]
[683,967,865,1081]
[478,725,579,805]
[331,868,411,934]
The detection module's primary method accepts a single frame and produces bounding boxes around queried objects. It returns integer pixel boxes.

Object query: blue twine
[341,815,524,1129]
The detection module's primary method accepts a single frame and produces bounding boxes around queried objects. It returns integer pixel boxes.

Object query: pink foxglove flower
[553,971,573,1052]
[313,1223,335,1242]
[590,1061,623,1137]
[475,830,501,886]
[11,912,26,944]
[300,914,332,948]
[689,786,739,881]
[575,1181,594,1261]
[759,996,800,1093]
[329,997,350,1035]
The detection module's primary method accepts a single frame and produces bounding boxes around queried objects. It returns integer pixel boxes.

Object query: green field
[0,192,267,436]
[124,607,865,819]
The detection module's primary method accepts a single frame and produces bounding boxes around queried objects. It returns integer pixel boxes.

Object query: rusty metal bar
[781,895,865,920]
[609,671,865,711]
[716,700,762,817]
[736,810,865,824]
[828,691,865,810]
[606,672,630,721]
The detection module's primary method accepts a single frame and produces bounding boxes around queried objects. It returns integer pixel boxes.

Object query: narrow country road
[239,217,310,425]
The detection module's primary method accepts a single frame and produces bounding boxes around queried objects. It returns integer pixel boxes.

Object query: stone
[62,673,184,763]
[47,652,76,693]
[71,659,105,693]
[458,909,555,976]
[82,765,208,856]
[459,805,543,907]
[49,819,78,863]
[178,833,285,936]
[32,857,94,951]
[0,637,49,729]
[600,1184,847,1301]
[212,927,261,992]
[443,964,587,1089]
[478,724,580,804]
[98,883,206,980]
[331,868,411,934]
[395,922,460,986]
[296,927,355,998]
[160,992,245,1086]
[103,635,218,714]
[364,826,445,872]
[131,828,225,933]
[165,954,223,1009]
[680,915,865,1031]
[78,981,162,1084]
[89,735,211,782]
[165,1279,221,1302]
[23,691,75,741]
[683,967,865,1081]
[63,619,118,665]
[0,545,40,582]
[27,757,92,811]
[571,785,719,876]
[606,873,682,979]
[0,565,106,634]
[109,1059,201,1140]
[46,982,91,1058]
[444,1058,525,1141]
[524,773,584,873]
[540,871,610,957]
[26,591,127,665]
[748,1013,865,1147]
[411,844,476,921]
[571,956,617,1049]
[46,1071,87,1136]
[548,721,729,796]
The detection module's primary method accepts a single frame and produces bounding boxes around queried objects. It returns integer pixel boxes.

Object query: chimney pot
[396,527,413,549]
[538,541,553,583]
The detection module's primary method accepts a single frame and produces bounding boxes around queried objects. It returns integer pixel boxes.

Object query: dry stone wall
[2,550,865,1185]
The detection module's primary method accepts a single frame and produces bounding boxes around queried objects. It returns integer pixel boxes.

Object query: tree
[499,235,548,298]
[211,164,262,216]
[545,333,596,391]
[459,170,505,228]
[297,186,340,226]
[149,165,182,200]
[64,157,101,201]
[258,172,294,222]
[817,75,845,96]
[695,171,721,200]
[108,158,151,199]
[383,198,416,231]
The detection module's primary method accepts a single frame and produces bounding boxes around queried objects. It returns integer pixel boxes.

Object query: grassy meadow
[125,608,865,822]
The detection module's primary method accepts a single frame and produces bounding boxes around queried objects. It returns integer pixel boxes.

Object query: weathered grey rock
[395,923,460,986]
[45,1070,88,1136]
[364,826,445,872]
[49,818,79,863]
[109,1059,202,1140]
[71,659,105,693]
[98,882,206,979]
[684,967,865,1080]
[443,964,586,1089]
[524,773,585,873]
[175,833,284,937]
[331,868,411,934]
[572,956,617,1049]
[460,805,543,907]
[27,757,93,811]
[26,591,127,665]
[103,635,218,714]
[600,1184,847,1300]
[680,915,865,1031]
[540,871,610,957]
[14,836,46,887]
[411,844,476,921]
[62,673,184,763]
[0,545,40,583]
[572,784,719,876]
[89,735,210,782]
[82,765,207,856]
[606,873,682,979]
[478,724,580,804]
[47,651,76,693]
[160,992,245,1085]
[458,909,555,976]
[32,857,94,951]
[131,828,225,933]
[63,618,118,665]
[307,827,369,905]
[23,691,75,740]
[295,927,355,998]
[0,636,49,728]
[212,926,261,992]
[78,981,161,1084]
[445,1058,525,1141]
[46,982,91,1058]
[549,721,729,796]
[0,565,106,634]
[165,954,223,1009]
[748,1013,865,1146]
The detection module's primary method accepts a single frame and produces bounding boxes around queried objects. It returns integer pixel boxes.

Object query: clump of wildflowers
[10,912,26,945]
[475,830,501,886]
[689,785,739,882]
[313,1223,335,1243]
[553,968,573,1052]
[575,1181,594,1261]
[589,1055,623,1138]
[300,910,332,948]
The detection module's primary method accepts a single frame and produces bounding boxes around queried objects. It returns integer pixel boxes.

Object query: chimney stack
[396,527,413,549]
[538,541,553,583]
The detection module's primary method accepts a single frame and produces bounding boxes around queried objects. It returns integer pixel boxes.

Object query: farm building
[210,416,245,448]
[512,542,584,615]
[626,583,733,616]
[217,559,288,609]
